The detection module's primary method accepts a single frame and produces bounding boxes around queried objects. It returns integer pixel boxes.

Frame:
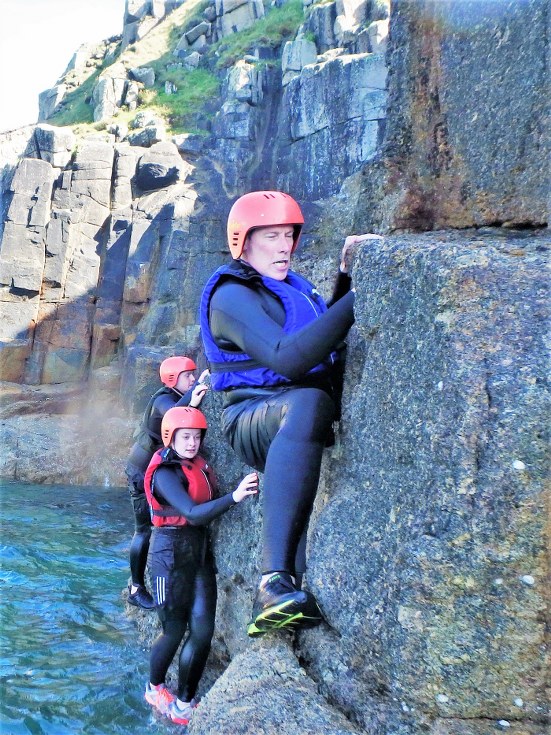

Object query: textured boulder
[334,0,369,45]
[187,637,363,735]
[281,35,318,86]
[226,59,265,106]
[127,124,167,147]
[360,0,550,231]
[92,67,128,122]
[34,124,75,168]
[122,0,186,48]
[215,0,265,37]
[38,85,67,121]
[185,20,212,45]
[128,66,156,87]
[136,141,188,191]
[136,161,179,190]
[366,19,388,53]
[305,1,337,52]
[278,52,387,198]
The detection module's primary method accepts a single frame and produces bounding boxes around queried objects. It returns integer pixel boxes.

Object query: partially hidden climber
[143,406,258,725]
[199,190,381,635]
[125,356,209,609]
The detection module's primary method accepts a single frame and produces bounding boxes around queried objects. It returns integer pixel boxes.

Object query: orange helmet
[161,407,208,447]
[227,191,304,259]
[159,356,197,388]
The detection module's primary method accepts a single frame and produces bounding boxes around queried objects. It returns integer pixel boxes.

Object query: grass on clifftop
[141,70,220,132]
[210,0,304,68]
[48,69,100,127]
[48,0,304,134]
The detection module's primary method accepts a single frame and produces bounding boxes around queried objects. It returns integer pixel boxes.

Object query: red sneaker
[166,700,193,725]
[144,683,175,714]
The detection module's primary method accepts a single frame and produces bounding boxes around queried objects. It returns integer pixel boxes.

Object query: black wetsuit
[148,454,236,701]
[206,259,354,577]
[125,386,194,588]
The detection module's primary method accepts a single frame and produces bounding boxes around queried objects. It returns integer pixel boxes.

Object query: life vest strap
[209,358,261,373]
[151,506,184,517]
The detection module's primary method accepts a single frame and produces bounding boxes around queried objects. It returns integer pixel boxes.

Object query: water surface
[0,481,172,735]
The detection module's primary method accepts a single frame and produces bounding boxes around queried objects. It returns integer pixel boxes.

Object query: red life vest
[144,449,216,527]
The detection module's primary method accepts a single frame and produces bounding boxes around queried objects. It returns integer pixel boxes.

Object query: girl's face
[241,225,294,281]
[175,370,195,394]
[172,428,202,459]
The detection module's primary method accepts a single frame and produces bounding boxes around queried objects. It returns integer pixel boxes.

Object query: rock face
[191,229,549,735]
[356,0,550,232]
[0,0,549,733]
[305,229,549,732]
[188,637,363,735]
[121,0,187,49]
[278,51,387,199]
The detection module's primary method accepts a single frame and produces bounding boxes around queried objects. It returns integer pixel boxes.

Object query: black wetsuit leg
[221,387,335,575]
[127,465,152,588]
[150,617,187,687]
[178,566,217,701]
[149,528,215,692]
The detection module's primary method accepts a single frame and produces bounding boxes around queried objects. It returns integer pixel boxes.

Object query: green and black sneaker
[246,572,323,637]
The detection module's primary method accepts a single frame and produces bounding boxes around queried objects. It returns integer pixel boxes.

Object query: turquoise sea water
[0,482,172,735]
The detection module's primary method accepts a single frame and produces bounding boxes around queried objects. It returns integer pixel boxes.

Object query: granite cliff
[0,0,549,733]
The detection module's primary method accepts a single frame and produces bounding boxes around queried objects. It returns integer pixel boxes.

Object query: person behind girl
[143,406,258,725]
[126,356,209,609]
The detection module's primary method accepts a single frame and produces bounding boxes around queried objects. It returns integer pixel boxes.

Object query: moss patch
[46,0,304,135]
[209,0,304,68]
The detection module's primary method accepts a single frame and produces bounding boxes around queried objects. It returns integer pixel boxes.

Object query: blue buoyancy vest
[199,263,333,391]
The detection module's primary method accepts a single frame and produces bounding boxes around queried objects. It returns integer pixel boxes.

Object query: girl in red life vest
[143,406,258,726]
[126,355,210,610]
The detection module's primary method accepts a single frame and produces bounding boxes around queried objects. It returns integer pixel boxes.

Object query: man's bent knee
[280,388,335,441]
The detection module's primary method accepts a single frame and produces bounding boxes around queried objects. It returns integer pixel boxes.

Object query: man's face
[241,225,295,281]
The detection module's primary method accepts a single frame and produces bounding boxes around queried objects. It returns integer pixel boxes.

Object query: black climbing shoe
[247,573,323,637]
[128,585,155,610]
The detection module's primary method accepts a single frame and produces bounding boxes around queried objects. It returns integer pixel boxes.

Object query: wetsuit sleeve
[209,283,355,381]
[174,387,194,407]
[153,466,235,525]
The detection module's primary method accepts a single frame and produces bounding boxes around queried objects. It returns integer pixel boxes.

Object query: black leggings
[221,387,335,576]
[149,529,217,701]
[127,474,152,588]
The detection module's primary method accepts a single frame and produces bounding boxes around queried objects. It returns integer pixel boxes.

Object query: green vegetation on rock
[47,0,304,135]
[209,0,304,68]
[48,70,101,128]
[141,69,220,132]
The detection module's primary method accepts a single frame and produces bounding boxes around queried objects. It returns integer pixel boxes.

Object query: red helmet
[161,407,208,447]
[227,191,304,259]
[159,356,197,388]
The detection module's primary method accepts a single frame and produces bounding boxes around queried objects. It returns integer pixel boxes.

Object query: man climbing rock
[200,190,380,634]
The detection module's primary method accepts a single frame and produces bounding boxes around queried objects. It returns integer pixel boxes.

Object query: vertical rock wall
[354,0,550,232]
[302,230,549,734]
[0,0,549,732]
